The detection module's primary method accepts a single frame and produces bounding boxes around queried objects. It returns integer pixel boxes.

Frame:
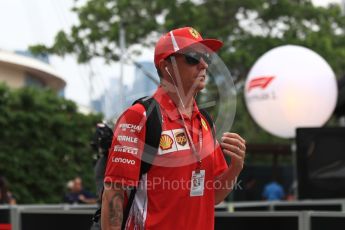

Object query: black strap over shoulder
[200,109,216,143]
[122,96,162,229]
[132,96,162,175]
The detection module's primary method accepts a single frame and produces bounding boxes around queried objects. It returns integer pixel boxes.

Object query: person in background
[262,176,285,201]
[0,175,16,205]
[64,177,97,204]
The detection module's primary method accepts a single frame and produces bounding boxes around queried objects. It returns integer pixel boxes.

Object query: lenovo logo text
[111,157,136,165]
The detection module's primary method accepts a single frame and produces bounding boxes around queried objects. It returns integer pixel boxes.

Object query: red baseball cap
[154,27,223,68]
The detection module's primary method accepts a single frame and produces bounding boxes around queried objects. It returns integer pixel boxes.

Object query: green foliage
[29,0,345,79]
[29,0,345,142]
[0,84,102,203]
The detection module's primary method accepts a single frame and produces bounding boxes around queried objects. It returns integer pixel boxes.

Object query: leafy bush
[0,84,102,203]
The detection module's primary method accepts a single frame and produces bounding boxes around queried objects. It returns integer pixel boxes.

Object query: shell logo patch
[158,129,191,155]
[175,132,187,146]
[201,118,208,131]
[160,134,173,150]
[189,28,200,39]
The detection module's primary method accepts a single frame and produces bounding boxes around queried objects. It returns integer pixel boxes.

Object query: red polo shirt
[104,86,228,230]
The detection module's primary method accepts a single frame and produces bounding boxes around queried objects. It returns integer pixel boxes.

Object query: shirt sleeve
[213,141,228,177]
[104,104,147,187]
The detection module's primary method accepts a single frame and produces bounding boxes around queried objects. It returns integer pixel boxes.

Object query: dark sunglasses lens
[184,54,200,65]
[184,52,212,65]
[202,53,212,65]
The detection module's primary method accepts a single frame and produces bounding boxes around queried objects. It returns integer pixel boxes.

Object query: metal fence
[1,200,345,230]
[0,204,97,230]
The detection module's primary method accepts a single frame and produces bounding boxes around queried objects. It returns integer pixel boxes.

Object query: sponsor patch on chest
[158,129,190,155]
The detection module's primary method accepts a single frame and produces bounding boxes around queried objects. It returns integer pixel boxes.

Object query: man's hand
[214,132,246,204]
[220,132,246,175]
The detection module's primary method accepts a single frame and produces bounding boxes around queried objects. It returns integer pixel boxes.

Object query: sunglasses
[168,51,212,66]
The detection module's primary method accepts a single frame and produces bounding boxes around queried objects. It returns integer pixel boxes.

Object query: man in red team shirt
[101,27,246,230]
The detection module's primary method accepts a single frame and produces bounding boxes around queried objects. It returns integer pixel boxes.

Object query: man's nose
[198,58,208,69]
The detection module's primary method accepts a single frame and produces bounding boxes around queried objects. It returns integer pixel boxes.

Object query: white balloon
[244,45,338,139]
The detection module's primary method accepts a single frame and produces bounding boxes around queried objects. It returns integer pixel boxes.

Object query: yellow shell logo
[201,118,208,131]
[160,134,173,150]
[189,28,200,39]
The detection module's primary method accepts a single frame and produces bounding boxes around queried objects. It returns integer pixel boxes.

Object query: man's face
[73,178,82,192]
[165,45,211,97]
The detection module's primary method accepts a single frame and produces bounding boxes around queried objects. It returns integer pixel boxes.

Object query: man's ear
[158,59,167,74]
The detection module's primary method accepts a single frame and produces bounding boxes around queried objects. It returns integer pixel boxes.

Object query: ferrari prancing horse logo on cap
[189,28,200,39]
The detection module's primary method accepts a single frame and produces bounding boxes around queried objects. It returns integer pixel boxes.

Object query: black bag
[90,123,114,157]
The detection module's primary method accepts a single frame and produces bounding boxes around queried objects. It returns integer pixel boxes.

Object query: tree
[0,84,101,203]
[30,0,345,143]
[30,0,345,78]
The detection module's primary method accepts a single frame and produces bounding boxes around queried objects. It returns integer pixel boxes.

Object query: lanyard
[176,109,203,173]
